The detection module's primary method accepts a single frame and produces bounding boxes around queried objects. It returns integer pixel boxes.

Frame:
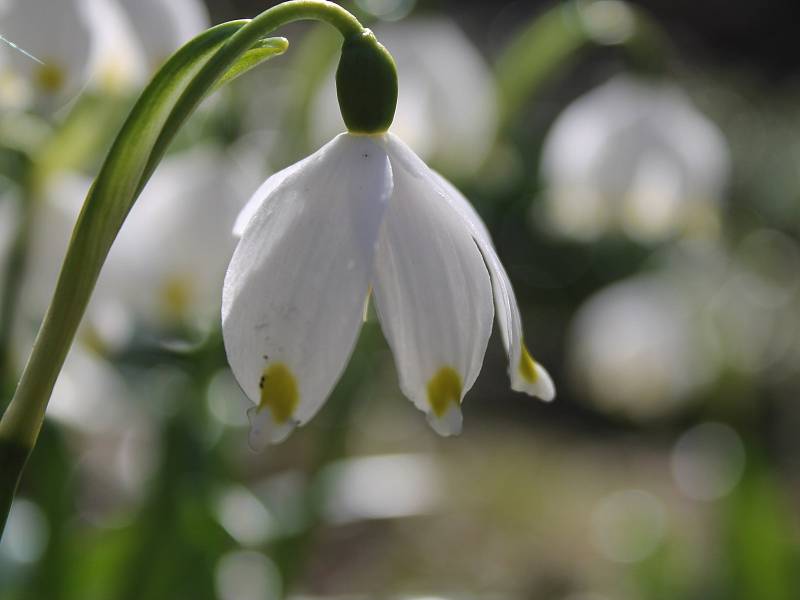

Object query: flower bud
[336,29,397,133]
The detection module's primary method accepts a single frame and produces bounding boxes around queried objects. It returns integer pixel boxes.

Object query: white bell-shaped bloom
[540,75,729,243]
[309,18,497,178]
[21,147,250,348]
[223,133,553,447]
[0,0,94,108]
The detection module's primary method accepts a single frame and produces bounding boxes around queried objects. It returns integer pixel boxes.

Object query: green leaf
[214,37,289,92]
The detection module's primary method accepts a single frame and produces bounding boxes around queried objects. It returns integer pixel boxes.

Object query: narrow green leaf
[214,37,289,92]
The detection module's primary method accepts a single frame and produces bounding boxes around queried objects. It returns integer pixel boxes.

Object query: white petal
[223,134,392,443]
[232,153,315,238]
[420,152,554,401]
[247,404,295,449]
[373,135,493,434]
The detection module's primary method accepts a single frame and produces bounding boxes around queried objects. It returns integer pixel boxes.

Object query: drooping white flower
[309,18,498,178]
[223,132,553,447]
[540,75,729,243]
[0,0,94,108]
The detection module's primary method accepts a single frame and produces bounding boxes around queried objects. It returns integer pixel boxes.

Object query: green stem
[0,0,367,535]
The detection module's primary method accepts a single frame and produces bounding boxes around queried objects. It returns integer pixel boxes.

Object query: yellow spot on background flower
[518,344,540,384]
[161,275,193,320]
[35,62,64,93]
[259,363,299,424]
[426,366,462,417]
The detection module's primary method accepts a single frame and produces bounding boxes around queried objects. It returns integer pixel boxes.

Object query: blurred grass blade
[495,3,589,128]
[725,456,800,600]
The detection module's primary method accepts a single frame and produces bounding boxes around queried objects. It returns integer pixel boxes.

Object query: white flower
[21,147,250,348]
[98,146,249,339]
[223,132,554,447]
[310,18,497,178]
[0,0,209,106]
[540,75,729,243]
[0,0,93,107]
[83,0,209,93]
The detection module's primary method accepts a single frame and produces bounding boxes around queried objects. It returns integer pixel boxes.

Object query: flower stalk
[0,0,393,534]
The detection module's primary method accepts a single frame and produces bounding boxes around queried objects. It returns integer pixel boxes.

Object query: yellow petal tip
[258,362,299,424]
[426,366,462,418]
[518,344,539,384]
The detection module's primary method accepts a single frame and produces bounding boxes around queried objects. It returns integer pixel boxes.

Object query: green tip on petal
[336,29,398,134]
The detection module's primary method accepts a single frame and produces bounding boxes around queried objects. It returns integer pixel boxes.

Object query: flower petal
[428,168,555,401]
[223,134,392,444]
[232,153,316,238]
[373,135,494,435]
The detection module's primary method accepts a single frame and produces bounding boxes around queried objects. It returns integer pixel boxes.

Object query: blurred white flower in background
[47,343,136,434]
[0,0,209,107]
[19,146,252,350]
[310,17,498,178]
[569,237,800,420]
[0,0,93,108]
[115,0,209,73]
[98,145,251,341]
[83,0,209,94]
[569,274,715,421]
[540,75,729,243]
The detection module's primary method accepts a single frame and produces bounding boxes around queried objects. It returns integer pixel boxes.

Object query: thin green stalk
[0,0,369,535]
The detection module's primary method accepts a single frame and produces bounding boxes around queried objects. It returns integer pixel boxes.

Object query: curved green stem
[0,0,369,535]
